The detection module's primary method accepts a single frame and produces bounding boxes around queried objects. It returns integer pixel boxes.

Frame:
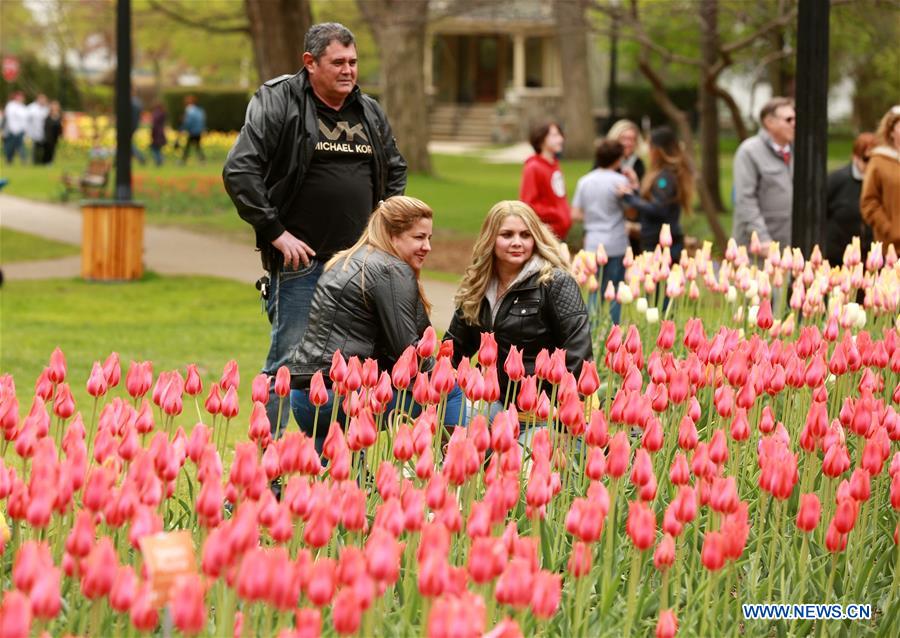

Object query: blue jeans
[264,259,325,439]
[291,385,467,452]
[589,255,626,325]
[3,132,25,163]
[150,145,164,166]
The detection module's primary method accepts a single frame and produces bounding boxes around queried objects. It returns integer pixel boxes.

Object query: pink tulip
[184,364,203,396]
[48,347,66,383]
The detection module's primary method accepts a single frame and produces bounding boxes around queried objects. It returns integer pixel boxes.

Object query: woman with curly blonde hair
[444,200,592,415]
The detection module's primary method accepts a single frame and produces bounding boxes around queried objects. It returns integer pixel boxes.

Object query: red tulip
[65,510,95,558]
[130,583,159,632]
[415,326,437,360]
[530,570,562,619]
[48,347,66,383]
[0,590,32,638]
[825,520,848,553]
[220,386,239,419]
[796,493,821,532]
[822,443,851,477]
[656,609,678,638]
[626,500,656,551]
[272,365,290,398]
[251,373,269,404]
[29,567,61,620]
[701,530,726,571]
[757,298,773,329]
[170,574,206,635]
[219,359,240,391]
[365,528,402,584]
[109,565,138,612]
[13,541,52,593]
[477,332,498,368]
[653,534,675,571]
[307,371,329,408]
[86,361,108,397]
[503,346,525,382]
[606,431,630,479]
[577,361,600,396]
[52,383,75,420]
[81,537,117,599]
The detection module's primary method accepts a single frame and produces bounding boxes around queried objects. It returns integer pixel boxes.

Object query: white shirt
[26,101,49,141]
[3,100,28,135]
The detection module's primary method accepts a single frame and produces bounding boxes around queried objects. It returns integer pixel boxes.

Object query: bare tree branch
[146,0,249,34]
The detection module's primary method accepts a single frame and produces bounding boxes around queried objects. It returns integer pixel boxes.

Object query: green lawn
[0,274,270,435]
[0,137,855,255]
[0,227,80,264]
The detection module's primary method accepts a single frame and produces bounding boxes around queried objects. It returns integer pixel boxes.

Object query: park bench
[60,158,112,201]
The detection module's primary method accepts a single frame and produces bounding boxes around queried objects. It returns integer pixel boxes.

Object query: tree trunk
[699,0,725,212]
[553,0,595,159]
[714,84,749,141]
[358,0,432,174]
[637,56,728,253]
[244,0,312,83]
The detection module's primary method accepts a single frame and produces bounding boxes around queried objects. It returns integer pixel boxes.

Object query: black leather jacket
[444,268,593,397]
[222,70,407,263]
[293,247,431,388]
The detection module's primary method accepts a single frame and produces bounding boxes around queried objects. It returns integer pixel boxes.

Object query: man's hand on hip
[272,231,316,270]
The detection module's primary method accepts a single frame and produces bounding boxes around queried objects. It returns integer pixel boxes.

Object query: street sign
[2,56,19,82]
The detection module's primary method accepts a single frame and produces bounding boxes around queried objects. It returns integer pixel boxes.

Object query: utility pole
[792,0,829,256]
[115,0,132,201]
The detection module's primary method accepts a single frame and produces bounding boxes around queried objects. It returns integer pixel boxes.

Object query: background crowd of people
[1,91,206,168]
[1,91,63,165]
[517,101,900,325]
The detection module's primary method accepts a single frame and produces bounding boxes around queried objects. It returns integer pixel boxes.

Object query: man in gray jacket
[732,97,795,251]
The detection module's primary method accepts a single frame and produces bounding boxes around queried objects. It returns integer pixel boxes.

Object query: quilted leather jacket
[444,268,593,397]
[293,247,431,388]
[223,69,407,262]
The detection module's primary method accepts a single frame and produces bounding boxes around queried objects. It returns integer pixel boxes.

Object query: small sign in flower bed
[1,232,899,637]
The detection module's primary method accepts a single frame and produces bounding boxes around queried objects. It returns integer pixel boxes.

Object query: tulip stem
[622,547,642,638]
[766,499,784,602]
[600,477,619,610]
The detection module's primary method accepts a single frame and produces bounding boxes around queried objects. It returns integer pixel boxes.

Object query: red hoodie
[519,154,571,239]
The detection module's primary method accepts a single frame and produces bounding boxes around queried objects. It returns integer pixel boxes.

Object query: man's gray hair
[759,97,794,125]
[304,22,355,60]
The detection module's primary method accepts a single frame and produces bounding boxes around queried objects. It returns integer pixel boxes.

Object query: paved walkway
[0,194,460,329]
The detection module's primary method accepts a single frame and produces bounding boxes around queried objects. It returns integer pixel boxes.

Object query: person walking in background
[824,132,876,265]
[617,126,692,262]
[180,95,206,164]
[732,97,795,252]
[223,22,407,438]
[519,121,571,241]
[861,106,900,252]
[3,91,28,164]
[131,91,146,165]
[571,139,630,324]
[41,101,63,165]
[149,102,167,167]
[26,93,49,164]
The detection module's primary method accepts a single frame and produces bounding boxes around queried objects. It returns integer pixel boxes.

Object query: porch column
[513,33,526,91]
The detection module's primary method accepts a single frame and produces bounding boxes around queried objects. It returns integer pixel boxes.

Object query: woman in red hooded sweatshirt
[519,121,571,240]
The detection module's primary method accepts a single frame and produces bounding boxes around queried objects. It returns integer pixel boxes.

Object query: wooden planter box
[80,201,144,281]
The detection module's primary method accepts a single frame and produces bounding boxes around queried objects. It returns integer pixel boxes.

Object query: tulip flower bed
[2,234,900,638]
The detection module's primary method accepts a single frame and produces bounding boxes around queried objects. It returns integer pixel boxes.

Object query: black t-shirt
[286,91,375,261]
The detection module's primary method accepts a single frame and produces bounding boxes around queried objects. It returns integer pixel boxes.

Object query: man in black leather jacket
[223,22,407,436]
